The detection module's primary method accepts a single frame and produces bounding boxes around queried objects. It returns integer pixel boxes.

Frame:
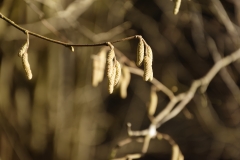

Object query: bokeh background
[0,0,240,159]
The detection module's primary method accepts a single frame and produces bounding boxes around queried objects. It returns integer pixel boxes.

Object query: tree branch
[0,12,139,49]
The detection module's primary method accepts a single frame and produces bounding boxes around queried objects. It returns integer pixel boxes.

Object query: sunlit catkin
[107,49,115,78]
[92,48,107,87]
[148,89,158,116]
[143,56,152,81]
[22,53,32,80]
[136,37,144,66]
[18,42,29,57]
[173,0,181,15]
[145,44,153,63]
[92,56,99,87]
[109,65,116,94]
[98,48,107,83]
[120,65,131,99]
[114,61,121,86]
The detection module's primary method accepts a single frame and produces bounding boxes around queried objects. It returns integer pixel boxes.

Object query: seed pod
[22,53,32,80]
[18,42,29,57]
[148,89,158,116]
[136,38,144,67]
[91,48,107,87]
[120,66,131,99]
[108,65,116,94]
[98,48,107,83]
[114,61,121,86]
[143,56,152,81]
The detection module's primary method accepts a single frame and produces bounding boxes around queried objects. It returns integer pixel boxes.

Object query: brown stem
[0,12,138,48]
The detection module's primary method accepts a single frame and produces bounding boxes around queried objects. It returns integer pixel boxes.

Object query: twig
[0,12,139,48]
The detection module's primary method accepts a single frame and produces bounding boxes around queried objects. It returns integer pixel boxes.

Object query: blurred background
[1,0,240,159]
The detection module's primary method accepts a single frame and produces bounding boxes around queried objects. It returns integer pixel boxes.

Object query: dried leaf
[148,89,158,116]
[143,56,152,81]
[114,61,121,86]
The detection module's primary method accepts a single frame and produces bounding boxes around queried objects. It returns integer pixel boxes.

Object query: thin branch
[158,46,240,125]
[0,12,139,48]
[207,36,240,105]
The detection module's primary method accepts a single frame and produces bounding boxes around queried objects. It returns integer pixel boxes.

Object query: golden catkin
[114,61,121,86]
[145,44,153,63]
[173,0,181,15]
[120,65,131,99]
[148,89,158,116]
[108,65,116,94]
[98,48,107,83]
[136,38,144,67]
[18,42,29,57]
[143,56,152,81]
[91,48,107,87]
[92,56,99,87]
[107,49,115,78]
[22,53,32,80]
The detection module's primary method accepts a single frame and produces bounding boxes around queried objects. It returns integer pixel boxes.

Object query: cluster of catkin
[106,43,121,94]
[92,36,153,96]
[18,32,32,80]
[92,45,131,97]
[136,36,153,81]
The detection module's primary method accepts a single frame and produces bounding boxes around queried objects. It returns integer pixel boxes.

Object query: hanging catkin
[107,49,115,78]
[18,42,29,57]
[108,64,116,94]
[145,44,153,63]
[120,66,131,99]
[92,56,100,87]
[92,48,107,87]
[173,0,181,15]
[114,61,121,86]
[136,37,144,67]
[22,53,32,80]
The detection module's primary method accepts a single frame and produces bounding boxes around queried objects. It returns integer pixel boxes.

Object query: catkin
[114,61,121,86]
[109,65,116,94]
[22,53,32,80]
[107,48,116,94]
[107,49,115,78]
[120,66,131,99]
[143,56,152,81]
[136,37,144,66]
[98,48,107,83]
[173,0,181,15]
[148,89,158,116]
[18,42,29,57]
